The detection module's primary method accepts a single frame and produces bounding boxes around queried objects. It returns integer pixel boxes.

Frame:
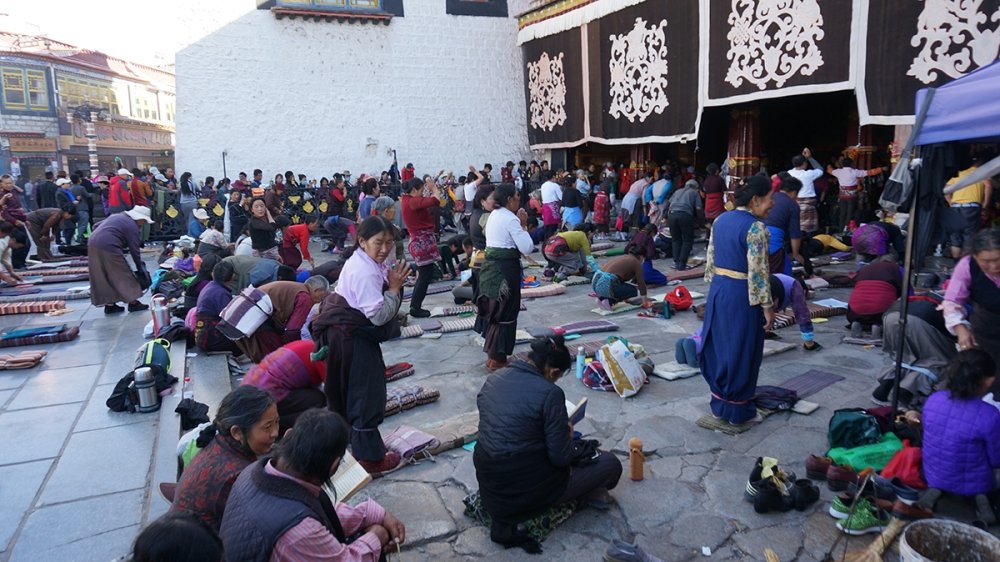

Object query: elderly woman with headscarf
[88,206,154,315]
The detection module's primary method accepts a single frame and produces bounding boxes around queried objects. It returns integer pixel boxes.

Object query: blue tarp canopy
[915,59,1000,146]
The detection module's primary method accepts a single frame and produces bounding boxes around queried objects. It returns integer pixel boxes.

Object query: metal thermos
[151,294,169,336]
[133,367,160,413]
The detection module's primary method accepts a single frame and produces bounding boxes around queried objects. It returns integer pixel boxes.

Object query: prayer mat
[773,369,845,399]
[0,350,47,370]
[38,256,87,262]
[24,274,89,285]
[0,301,67,315]
[830,251,853,261]
[651,361,700,380]
[589,242,616,252]
[770,303,848,330]
[430,303,525,318]
[591,301,640,316]
[809,255,835,267]
[521,283,566,299]
[26,260,88,269]
[0,325,79,348]
[515,340,605,362]
[463,491,578,542]
[762,340,797,357]
[514,329,534,344]
[421,411,479,455]
[438,316,476,333]
[667,267,705,282]
[384,383,440,417]
[385,363,415,382]
[842,336,882,347]
[31,267,89,277]
[403,283,457,300]
[695,399,821,435]
[397,325,424,339]
[559,275,589,286]
[526,320,619,338]
[415,319,442,332]
[0,290,90,303]
[0,287,42,296]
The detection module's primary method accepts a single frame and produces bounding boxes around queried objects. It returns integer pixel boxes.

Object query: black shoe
[409,308,431,318]
[127,302,149,312]
[753,478,793,514]
[790,479,820,511]
[104,304,125,314]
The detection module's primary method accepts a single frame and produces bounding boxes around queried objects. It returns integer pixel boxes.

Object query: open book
[322,451,372,503]
[566,397,588,426]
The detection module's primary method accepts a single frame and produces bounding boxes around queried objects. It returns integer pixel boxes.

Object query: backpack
[106,368,178,412]
[135,339,172,376]
[828,408,882,450]
[753,385,798,411]
[664,286,694,311]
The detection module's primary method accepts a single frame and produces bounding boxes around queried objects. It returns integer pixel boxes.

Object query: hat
[154,173,167,182]
[117,168,132,177]
[148,166,160,175]
[125,205,155,224]
[96,175,110,183]
[55,178,70,186]
[342,170,351,176]
[192,208,209,221]
[405,163,414,169]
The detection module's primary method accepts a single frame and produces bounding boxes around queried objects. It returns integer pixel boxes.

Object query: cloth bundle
[438,316,476,333]
[521,283,567,299]
[771,302,847,330]
[0,301,67,315]
[385,362,415,382]
[398,325,424,339]
[384,383,440,417]
[0,350,47,369]
[0,325,80,348]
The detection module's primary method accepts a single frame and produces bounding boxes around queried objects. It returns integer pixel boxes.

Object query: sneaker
[850,321,863,338]
[744,457,796,503]
[890,477,920,504]
[829,494,894,519]
[604,539,662,562]
[552,274,565,283]
[127,302,149,312]
[753,478,794,514]
[358,451,402,478]
[409,308,431,318]
[104,304,125,314]
[837,503,890,535]
[805,454,832,480]
[803,341,823,352]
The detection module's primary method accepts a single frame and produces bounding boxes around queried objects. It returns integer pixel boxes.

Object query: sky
[0,0,253,67]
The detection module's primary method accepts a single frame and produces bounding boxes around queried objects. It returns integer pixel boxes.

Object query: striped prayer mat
[421,411,479,455]
[403,283,457,300]
[0,325,80,348]
[438,317,476,333]
[31,267,89,277]
[24,274,90,285]
[559,276,589,286]
[667,267,705,282]
[591,302,639,316]
[430,303,526,318]
[0,291,90,303]
[521,283,567,298]
[397,325,424,339]
[0,287,42,296]
[772,370,845,399]
[0,301,67,315]
[771,303,847,331]
[589,242,616,252]
[384,384,440,417]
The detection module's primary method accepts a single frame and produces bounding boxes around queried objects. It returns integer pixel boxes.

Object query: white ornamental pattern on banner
[908,0,1000,84]
[725,0,825,90]
[527,52,568,132]
[608,17,669,123]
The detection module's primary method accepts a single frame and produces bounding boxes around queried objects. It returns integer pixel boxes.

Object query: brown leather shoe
[485,358,509,372]
[158,482,177,503]
[826,463,859,491]
[805,454,833,480]
[358,451,402,478]
[892,500,933,520]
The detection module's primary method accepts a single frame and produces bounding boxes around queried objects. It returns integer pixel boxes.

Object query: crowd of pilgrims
[28,150,994,560]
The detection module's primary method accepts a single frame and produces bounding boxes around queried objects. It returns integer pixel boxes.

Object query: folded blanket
[31,267,90,277]
[0,291,90,303]
[398,325,424,339]
[0,350,47,369]
[521,283,567,299]
[0,301,67,315]
[384,384,440,417]
[0,325,79,348]
[438,317,476,333]
[431,303,525,318]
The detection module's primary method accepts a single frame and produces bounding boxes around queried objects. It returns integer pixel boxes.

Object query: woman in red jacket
[401,177,441,317]
[278,216,318,269]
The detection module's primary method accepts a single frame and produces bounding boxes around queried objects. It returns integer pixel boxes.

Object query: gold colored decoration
[292,214,301,224]
[287,196,301,205]
[165,206,179,219]
[198,198,210,206]
[303,201,314,213]
[319,201,328,213]
[213,203,224,216]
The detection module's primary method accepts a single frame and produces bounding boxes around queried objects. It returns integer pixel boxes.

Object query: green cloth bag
[827,432,903,472]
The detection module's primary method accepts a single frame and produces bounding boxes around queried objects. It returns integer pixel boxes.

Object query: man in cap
[88,206,154,314]
[108,168,134,214]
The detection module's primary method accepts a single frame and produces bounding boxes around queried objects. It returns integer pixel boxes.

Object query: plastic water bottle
[575,346,585,379]
[182,376,194,400]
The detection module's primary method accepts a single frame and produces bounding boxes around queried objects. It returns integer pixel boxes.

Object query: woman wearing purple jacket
[920,349,1000,524]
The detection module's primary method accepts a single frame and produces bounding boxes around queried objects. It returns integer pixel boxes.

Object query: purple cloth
[89,213,142,266]
[196,281,233,317]
[922,390,1000,495]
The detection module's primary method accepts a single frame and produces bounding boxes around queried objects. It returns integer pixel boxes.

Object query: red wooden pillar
[726,106,760,189]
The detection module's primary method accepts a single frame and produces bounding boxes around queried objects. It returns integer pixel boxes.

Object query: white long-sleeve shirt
[485,206,534,254]
[540,181,562,205]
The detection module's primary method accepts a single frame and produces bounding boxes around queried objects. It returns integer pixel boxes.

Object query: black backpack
[753,385,798,411]
[106,369,178,413]
[828,408,882,449]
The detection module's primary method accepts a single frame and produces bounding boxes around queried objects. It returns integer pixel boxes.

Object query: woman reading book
[473,336,623,552]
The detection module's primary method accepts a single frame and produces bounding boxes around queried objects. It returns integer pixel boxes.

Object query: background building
[175,0,533,179]
[0,31,175,182]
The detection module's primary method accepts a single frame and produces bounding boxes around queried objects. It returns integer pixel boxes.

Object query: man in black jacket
[35,171,57,209]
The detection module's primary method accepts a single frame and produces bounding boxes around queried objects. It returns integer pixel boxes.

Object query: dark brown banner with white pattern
[522,28,586,147]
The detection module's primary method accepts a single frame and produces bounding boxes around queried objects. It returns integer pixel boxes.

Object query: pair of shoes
[847,475,896,502]
[850,321,863,338]
[790,479,820,511]
[604,538,662,562]
[744,457,796,503]
[829,494,893,519]
[128,302,149,312]
[805,454,833,480]
[826,463,860,491]
[358,451,402,477]
[892,499,933,520]
[409,308,431,318]
[836,501,890,535]
[104,304,125,314]
[485,358,509,372]
[754,477,794,513]
[583,488,614,511]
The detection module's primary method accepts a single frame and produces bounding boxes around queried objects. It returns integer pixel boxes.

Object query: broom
[841,518,907,562]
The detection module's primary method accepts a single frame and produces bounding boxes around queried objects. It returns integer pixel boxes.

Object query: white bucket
[899,519,1000,562]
